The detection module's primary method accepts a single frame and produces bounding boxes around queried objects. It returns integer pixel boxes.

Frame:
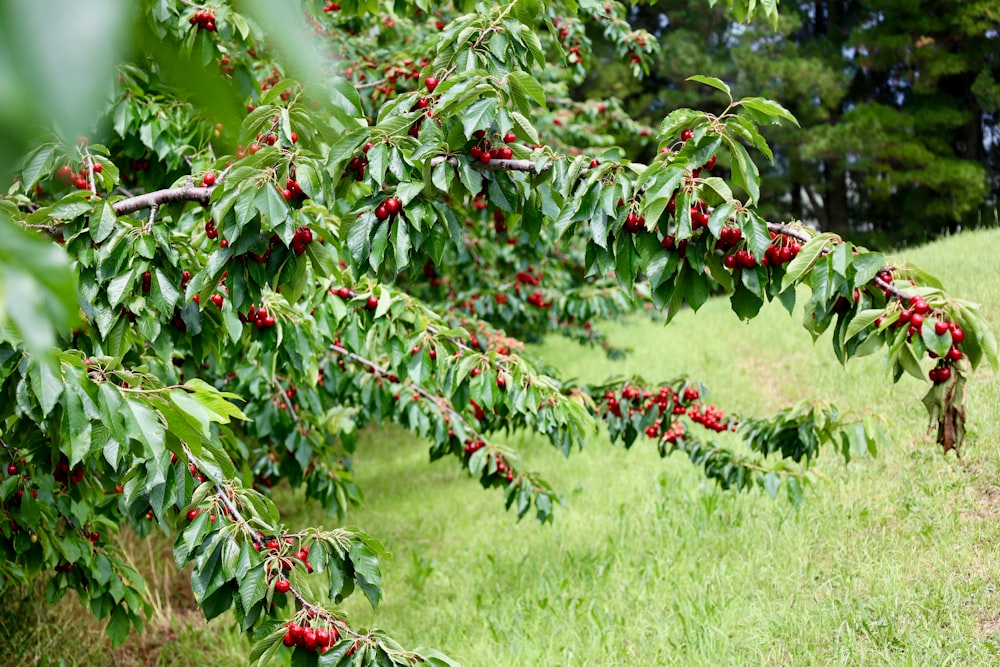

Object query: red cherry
[290,132,298,143]
[705,155,717,170]
[936,367,951,383]
[910,313,924,328]
[375,204,389,220]
[500,147,513,160]
[7,463,17,475]
[187,509,201,521]
[366,296,379,310]
[934,320,949,335]
[210,294,224,309]
[275,578,290,593]
[384,197,401,214]
[950,326,965,344]
[202,172,216,186]
[425,77,439,92]
[947,346,963,361]
[283,632,295,648]
[249,143,260,154]
[680,129,694,141]
[503,132,516,144]
[267,539,280,551]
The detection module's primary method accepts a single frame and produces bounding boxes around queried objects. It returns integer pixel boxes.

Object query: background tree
[591,0,1000,246]
[0,1,995,665]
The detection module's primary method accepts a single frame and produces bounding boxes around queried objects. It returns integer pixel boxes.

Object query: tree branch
[429,155,540,173]
[113,185,214,215]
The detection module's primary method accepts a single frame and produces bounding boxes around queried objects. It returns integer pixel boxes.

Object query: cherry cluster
[240,304,276,329]
[368,59,423,102]
[872,277,966,384]
[289,224,313,254]
[492,209,510,236]
[322,2,341,11]
[258,69,295,102]
[624,210,647,234]
[526,291,552,308]
[282,621,341,654]
[461,440,516,483]
[762,232,803,266]
[204,218,220,241]
[188,10,217,32]
[686,403,733,433]
[374,197,402,221]
[599,382,738,444]
[345,141,374,182]
[55,163,99,190]
[54,456,85,485]
[551,15,588,66]
[469,130,515,164]
[515,269,542,286]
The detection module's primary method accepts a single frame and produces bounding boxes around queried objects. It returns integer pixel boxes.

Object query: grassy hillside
[6,229,1000,666]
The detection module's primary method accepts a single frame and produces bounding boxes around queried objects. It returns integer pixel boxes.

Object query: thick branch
[429,155,540,174]
[113,186,213,215]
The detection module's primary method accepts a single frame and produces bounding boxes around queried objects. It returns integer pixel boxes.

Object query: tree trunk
[822,160,851,234]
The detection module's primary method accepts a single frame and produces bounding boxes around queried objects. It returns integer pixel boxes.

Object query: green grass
[7,229,1000,665]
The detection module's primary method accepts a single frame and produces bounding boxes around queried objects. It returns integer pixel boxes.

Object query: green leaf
[28,356,63,418]
[727,139,760,203]
[91,201,117,243]
[742,212,771,262]
[61,381,92,467]
[105,605,132,647]
[686,75,732,99]
[763,472,781,499]
[782,233,834,291]
[461,99,497,138]
[897,342,925,380]
[845,309,884,340]
[508,71,546,107]
[738,97,799,126]
[120,397,165,461]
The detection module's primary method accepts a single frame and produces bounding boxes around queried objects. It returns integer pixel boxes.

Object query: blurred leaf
[0,212,79,354]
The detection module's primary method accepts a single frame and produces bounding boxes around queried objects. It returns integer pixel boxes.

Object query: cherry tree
[0,0,995,664]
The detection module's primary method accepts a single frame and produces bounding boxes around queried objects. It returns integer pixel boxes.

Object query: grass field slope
[6,229,1000,666]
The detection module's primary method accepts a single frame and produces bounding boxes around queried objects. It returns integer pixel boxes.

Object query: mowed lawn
[8,229,1000,666]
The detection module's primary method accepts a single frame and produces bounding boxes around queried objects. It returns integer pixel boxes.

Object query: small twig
[355,77,387,90]
[273,376,301,423]
[82,147,97,195]
[874,275,910,301]
[765,222,812,244]
[144,204,159,233]
[328,343,485,446]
